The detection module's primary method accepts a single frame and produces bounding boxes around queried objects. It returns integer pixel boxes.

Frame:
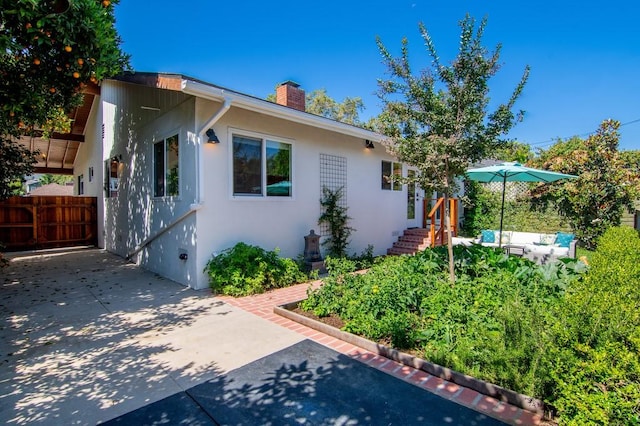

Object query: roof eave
[180,79,383,143]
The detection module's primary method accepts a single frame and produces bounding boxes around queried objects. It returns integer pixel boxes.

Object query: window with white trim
[381,160,402,191]
[232,133,292,197]
[153,134,179,197]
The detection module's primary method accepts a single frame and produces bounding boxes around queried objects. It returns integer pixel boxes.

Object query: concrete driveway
[1,248,517,425]
[1,249,304,424]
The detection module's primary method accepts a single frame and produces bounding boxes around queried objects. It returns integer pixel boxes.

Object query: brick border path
[218,281,543,426]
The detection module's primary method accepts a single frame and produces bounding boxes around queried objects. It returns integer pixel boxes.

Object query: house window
[105,158,119,197]
[381,160,402,191]
[153,134,179,197]
[78,174,84,195]
[232,134,292,197]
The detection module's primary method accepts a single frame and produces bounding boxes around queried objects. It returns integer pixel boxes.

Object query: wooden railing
[423,197,458,247]
[0,196,97,251]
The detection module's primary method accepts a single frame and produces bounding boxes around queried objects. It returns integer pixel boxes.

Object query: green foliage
[302,230,640,422]
[302,245,585,399]
[493,141,534,163]
[530,120,639,250]
[461,181,570,237]
[204,242,308,296]
[318,186,354,258]
[305,89,364,125]
[375,14,529,198]
[0,138,35,199]
[0,0,130,198]
[547,227,640,424]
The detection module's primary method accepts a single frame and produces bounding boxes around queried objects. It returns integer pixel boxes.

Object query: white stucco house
[74,72,438,289]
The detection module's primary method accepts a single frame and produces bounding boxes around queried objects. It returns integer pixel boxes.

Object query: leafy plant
[205,242,307,296]
[301,244,589,407]
[547,227,640,424]
[530,120,639,250]
[318,186,353,258]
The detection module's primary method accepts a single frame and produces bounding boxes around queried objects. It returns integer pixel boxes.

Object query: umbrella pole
[498,175,506,248]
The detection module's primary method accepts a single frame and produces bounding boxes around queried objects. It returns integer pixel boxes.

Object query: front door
[406,170,422,228]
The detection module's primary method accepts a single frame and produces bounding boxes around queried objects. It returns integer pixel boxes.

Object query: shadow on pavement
[105,340,506,425]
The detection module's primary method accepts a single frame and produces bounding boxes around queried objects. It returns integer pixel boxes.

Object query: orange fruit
[50,87,56,93]
[77,58,84,66]
[102,0,110,6]
[73,72,80,78]
[33,58,40,65]
[64,45,72,52]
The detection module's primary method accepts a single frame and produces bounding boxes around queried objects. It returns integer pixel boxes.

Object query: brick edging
[275,300,545,415]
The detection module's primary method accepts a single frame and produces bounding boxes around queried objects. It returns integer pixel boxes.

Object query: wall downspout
[192,96,232,208]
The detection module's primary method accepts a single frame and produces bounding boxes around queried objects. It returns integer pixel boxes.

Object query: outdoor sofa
[475,230,577,264]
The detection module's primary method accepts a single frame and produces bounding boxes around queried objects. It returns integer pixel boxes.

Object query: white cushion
[525,244,569,256]
[510,231,541,245]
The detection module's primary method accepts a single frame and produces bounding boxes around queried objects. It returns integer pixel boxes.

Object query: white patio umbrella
[465,162,577,247]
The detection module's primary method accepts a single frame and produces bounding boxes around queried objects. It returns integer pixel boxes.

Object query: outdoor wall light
[365,140,375,149]
[206,128,220,143]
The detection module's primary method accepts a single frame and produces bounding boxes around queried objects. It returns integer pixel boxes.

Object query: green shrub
[547,227,640,424]
[205,242,308,296]
[302,245,586,398]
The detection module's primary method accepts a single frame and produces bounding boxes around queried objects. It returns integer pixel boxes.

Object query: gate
[0,196,97,251]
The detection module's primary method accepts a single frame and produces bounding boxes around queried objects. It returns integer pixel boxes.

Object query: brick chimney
[276,81,305,112]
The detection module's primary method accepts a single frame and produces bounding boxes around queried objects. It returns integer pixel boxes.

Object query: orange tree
[0,0,129,198]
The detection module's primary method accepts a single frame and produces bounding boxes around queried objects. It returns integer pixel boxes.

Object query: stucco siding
[194,102,409,289]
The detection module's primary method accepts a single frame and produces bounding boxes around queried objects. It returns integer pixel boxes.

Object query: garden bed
[276,299,546,415]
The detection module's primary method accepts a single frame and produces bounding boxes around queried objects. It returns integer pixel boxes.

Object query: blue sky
[114,1,639,151]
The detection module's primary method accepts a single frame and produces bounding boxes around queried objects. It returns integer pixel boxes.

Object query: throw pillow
[481,230,495,243]
[539,233,557,245]
[556,232,574,248]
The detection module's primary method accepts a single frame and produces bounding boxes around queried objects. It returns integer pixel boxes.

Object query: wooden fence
[0,196,97,251]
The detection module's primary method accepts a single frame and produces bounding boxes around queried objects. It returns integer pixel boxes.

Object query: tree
[267,88,364,125]
[493,141,533,163]
[530,120,639,250]
[376,15,529,282]
[0,0,130,198]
